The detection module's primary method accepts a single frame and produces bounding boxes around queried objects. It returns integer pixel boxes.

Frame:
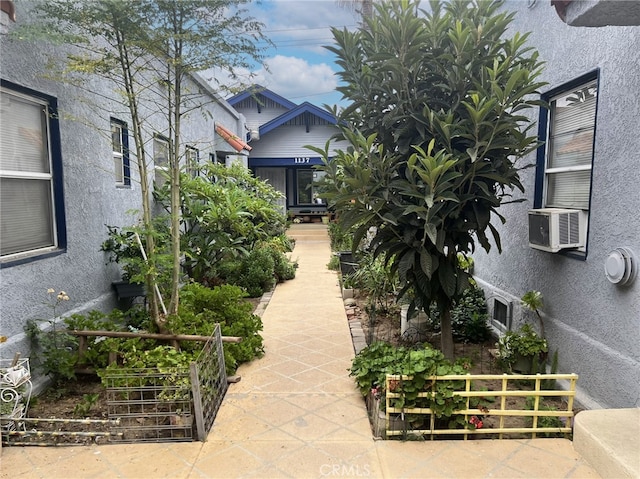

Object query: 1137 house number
[294,157,310,164]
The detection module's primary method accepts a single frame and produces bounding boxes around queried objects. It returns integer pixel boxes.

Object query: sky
[206,0,363,108]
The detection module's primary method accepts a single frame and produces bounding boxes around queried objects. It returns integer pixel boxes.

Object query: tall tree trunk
[114,25,160,325]
[168,61,182,316]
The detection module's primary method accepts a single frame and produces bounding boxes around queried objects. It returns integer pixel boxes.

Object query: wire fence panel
[385,373,578,440]
[102,324,228,443]
[103,368,194,443]
[191,323,228,442]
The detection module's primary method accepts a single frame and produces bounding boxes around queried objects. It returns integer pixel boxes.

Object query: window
[186,146,199,177]
[491,297,511,333]
[296,169,326,205]
[0,82,65,262]
[536,71,598,212]
[153,135,169,187]
[111,119,130,186]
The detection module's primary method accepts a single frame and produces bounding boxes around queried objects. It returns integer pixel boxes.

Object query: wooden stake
[64,329,242,343]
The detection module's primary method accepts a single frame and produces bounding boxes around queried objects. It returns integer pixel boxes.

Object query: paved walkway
[1,224,600,478]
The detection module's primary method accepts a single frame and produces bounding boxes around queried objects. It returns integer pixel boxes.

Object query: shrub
[350,342,498,433]
[348,251,398,314]
[25,307,144,384]
[496,324,548,372]
[263,241,297,282]
[173,283,264,374]
[216,239,297,297]
[25,319,78,387]
[327,221,353,252]
[172,163,290,286]
[427,284,491,343]
[350,342,480,432]
[327,254,340,271]
[218,248,276,298]
[101,222,172,290]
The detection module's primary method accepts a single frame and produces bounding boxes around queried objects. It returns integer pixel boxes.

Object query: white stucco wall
[472,1,640,409]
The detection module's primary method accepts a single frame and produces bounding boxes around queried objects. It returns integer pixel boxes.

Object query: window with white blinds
[0,87,58,258]
[544,79,597,210]
[111,119,131,187]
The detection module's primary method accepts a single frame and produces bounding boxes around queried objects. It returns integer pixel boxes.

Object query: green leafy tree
[16,0,269,323]
[312,0,545,359]
[138,0,269,315]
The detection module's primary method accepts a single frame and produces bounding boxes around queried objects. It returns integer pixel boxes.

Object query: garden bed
[2,325,228,446]
[346,291,576,440]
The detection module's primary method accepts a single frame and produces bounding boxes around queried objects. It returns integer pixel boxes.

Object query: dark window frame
[0,79,66,267]
[111,117,131,187]
[534,69,599,260]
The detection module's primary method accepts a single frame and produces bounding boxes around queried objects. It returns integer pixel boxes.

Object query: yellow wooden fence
[385,373,578,439]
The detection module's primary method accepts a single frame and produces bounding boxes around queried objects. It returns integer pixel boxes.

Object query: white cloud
[202,54,338,104]
[200,1,355,106]
[260,55,338,101]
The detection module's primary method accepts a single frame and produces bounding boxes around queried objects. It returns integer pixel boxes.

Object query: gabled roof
[259,102,338,136]
[227,84,297,110]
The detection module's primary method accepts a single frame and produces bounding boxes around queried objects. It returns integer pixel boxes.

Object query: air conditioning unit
[528,208,586,253]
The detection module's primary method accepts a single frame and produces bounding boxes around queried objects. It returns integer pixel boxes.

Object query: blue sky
[208,0,362,108]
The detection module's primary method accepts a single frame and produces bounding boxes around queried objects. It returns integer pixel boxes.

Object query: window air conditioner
[528,208,586,253]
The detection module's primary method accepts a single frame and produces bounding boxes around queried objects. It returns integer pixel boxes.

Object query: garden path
[0,224,599,478]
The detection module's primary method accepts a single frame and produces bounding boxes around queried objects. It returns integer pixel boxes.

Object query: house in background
[227,86,348,219]
[0,1,250,389]
[473,1,640,410]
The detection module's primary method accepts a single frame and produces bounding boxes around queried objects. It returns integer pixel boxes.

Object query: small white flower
[47,288,55,294]
[57,291,70,301]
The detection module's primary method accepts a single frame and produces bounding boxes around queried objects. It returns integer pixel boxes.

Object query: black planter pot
[337,251,358,276]
[112,280,146,300]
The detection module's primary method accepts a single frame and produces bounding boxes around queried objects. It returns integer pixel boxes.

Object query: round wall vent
[604,247,637,286]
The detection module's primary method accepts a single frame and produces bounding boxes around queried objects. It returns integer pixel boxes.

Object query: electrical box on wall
[528,208,586,253]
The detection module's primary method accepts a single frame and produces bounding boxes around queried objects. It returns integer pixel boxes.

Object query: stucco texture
[473,1,640,409]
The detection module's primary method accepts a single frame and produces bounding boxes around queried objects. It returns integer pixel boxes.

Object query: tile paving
[0,224,600,478]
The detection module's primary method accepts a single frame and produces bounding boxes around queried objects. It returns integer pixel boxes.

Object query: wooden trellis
[385,373,578,439]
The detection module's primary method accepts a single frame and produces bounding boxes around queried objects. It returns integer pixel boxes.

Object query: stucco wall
[0,6,243,388]
[472,1,640,409]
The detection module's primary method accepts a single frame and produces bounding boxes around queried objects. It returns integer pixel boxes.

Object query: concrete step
[287,224,329,241]
[573,408,639,478]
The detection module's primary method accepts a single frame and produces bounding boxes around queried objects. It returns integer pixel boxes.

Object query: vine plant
[350,342,490,430]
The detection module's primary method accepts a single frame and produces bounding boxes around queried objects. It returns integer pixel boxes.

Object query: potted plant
[496,324,548,374]
[101,225,148,300]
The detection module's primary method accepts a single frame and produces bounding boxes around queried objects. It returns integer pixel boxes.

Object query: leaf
[438,260,456,298]
[398,250,416,281]
[419,252,433,279]
[466,147,478,163]
[424,223,437,246]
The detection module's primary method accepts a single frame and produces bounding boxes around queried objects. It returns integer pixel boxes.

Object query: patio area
[0,224,600,478]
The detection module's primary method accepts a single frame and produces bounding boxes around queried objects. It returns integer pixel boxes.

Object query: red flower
[469,415,484,429]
